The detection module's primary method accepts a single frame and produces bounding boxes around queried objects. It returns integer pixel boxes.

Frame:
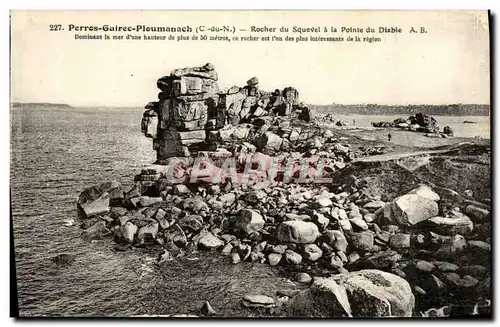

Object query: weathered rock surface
[276,221,320,244]
[331,270,414,317]
[287,277,352,317]
[385,194,438,226]
[231,209,265,234]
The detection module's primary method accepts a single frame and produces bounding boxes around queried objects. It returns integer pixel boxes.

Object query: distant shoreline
[311,104,490,116]
[11,102,490,117]
[12,102,72,109]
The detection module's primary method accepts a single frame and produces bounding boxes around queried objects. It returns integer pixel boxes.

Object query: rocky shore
[75,63,491,318]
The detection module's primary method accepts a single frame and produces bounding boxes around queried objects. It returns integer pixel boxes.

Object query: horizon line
[11,101,491,108]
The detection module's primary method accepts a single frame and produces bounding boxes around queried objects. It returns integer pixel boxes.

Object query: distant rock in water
[52,254,76,266]
[463,120,477,124]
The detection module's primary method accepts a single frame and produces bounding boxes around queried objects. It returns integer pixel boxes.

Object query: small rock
[268,253,282,266]
[363,213,375,223]
[386,194,438,226]
[413,285,427,296]
[348,252,360,264]
[120,221,138,243]
[231,253,241,264]
[284,250,302,265]
[436,234,467,260]
[232,209,265,234]
[130,196,163,208]
[415,260,435,273]
[81,221,111,241]
[79,193,110,218]
[302,244,323,261]
[157,249,173,263]
[201,301,216,316]
[388,233,411,249]
[137,222,159,241]
[174,184,191,195]
[199,232,223,249]
[312,211,330,230]
[324,230,348,252]
[419,214,473,236]
[52,254,76,266]
[350,218,368,231]
[349,231,374,252]
[330,256,344,269]
[179,215,204,233]
[338,219,353,232]
[382,225,399,233]
[295,272,312,284]
[221,243,233,255]
[363,200,386,211]
[458,265,488,278]
[432,261,459,272]
[271,244,288,254]
[351,250,401,270]
[468,240,490,251]
[242,295,276,308]
[314,197,333,208]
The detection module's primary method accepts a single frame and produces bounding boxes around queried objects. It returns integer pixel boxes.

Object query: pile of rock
[141,63,317,162]
[77,172,490,316]
[371,113,454,137]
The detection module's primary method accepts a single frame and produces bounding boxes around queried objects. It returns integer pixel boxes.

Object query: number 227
[49,24,62,31]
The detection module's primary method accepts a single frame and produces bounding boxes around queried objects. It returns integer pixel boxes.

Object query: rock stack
[142,63,311,162]
[141,63,220,160]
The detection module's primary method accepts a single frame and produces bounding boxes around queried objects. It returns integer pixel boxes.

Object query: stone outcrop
[141,63,313,161]
[287,270,414,317]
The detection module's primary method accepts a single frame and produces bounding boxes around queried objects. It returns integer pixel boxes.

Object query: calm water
[11,106,159,316]
[332,114,491,139]
[10,106,490,316]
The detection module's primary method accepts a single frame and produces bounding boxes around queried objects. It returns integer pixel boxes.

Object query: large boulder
[384,194,438,226]
[287,277,352,317]
[276,221,320,244]
[231,209,265,234]
[331,270,415,317]
[407,185,440,201]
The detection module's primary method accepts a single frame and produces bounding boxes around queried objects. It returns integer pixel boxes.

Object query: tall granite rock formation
[141,63,305,161]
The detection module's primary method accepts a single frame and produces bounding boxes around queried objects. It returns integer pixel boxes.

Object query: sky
[10,10,490,106]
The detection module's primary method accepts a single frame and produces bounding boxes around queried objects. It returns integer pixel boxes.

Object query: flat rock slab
[242,295,276,308]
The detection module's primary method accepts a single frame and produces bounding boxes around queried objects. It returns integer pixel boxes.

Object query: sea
[10,106,491,316]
